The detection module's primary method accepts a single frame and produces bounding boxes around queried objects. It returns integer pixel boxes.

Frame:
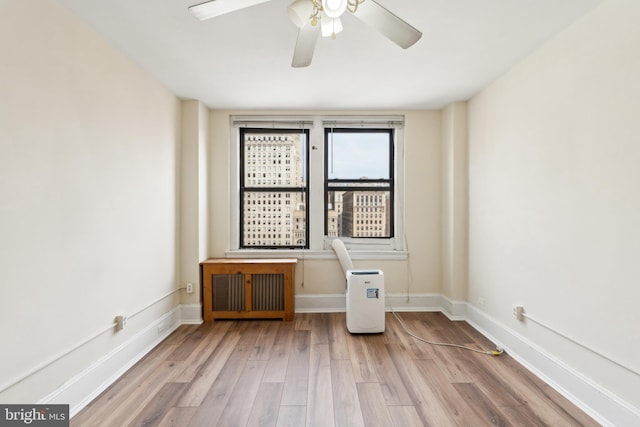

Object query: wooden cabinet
[200,258,297,321]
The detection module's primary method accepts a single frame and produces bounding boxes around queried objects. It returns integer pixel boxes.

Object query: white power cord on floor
[391,311,504,357]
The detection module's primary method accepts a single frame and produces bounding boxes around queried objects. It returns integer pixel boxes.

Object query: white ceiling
[56,0,602,110]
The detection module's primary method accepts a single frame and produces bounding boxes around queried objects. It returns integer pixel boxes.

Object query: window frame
[228,115,406,258]
[323,128,395,240]
[239,128,310,249]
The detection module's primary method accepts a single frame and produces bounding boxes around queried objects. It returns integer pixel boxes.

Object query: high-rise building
[340,191,389,238]
[242,133,306,247]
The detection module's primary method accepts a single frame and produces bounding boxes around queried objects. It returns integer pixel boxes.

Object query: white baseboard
[465,304,640,427]
[295,293,346,312]
[41,304,198,418]
[386,293,444,313]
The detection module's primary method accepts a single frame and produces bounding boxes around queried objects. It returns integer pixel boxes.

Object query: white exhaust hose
[331,238,354,275]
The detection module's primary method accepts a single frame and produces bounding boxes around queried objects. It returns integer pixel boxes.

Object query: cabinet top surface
[200,258,298,265]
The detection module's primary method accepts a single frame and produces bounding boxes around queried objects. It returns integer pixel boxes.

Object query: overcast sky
[327,132,390,180]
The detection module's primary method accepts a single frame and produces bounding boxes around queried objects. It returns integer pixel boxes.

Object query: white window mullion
[394,127,405,251]
[307,119,325,251]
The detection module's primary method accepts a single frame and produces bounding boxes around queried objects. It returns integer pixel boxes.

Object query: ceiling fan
[188,0,422,67]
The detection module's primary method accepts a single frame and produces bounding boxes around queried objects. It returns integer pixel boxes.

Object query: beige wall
[208,110,443,296]
[468,0,640,409]
[0,0,180,403]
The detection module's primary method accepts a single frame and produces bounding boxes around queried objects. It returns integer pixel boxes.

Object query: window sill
[224,249,408,261]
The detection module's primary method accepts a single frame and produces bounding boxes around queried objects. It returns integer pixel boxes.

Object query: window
[325,129,393,239]
[239,129,309,248]
[230,115,404,254]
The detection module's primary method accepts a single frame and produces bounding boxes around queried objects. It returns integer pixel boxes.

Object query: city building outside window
[239,129,309,248]
[324,128,393,239]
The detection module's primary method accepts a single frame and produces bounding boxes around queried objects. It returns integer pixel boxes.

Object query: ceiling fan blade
[189,0,274,21]
[291,24,320,68]
[352,1,422,49]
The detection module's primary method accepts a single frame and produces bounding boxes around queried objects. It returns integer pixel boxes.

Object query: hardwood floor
[71,312,599,427]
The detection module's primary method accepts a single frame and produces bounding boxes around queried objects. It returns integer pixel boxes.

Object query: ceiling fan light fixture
[288,0,314,28]
[320,15,343,38]
[321,0,347,18]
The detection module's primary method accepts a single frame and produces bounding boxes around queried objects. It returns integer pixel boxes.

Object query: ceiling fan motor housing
[322,0,348,18]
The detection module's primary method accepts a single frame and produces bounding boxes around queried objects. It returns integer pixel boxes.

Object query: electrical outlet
[186,282,193,294]
[115,315,127,331]
[513,305,524,321]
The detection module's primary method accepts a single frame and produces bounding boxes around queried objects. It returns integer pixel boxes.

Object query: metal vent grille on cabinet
[252,274,285,311]
[212,274,245,311]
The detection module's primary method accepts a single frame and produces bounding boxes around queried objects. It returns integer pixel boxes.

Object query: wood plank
[328,313,350,360]
[307,344,335,427]
[166,323,215,361]
[451,349,523,408]
[311,313,330,345]
[171,321,232,383]
[249,320,280,361]
[364,336,412,405]
[387,406,425,427]
[347,334,379,383]
[276,406,306,427]
[216,360,267,426]
[176,329,241,407]
[157,407,197,427]
[499,404,549,427]
[413,358,494,427]
[451,382,512,427]
[247,382,284,427]
[185,343,253,426]
[295,312,312,331]
[356,382,394,427]
[385,343,457,427]
[162,325,201,348]
[331,359,365,427]
[263,320,294,383]
[281,330,311,406]
[127,382,189,427]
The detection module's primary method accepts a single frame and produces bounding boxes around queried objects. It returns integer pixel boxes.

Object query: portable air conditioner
[346,270,385,333]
